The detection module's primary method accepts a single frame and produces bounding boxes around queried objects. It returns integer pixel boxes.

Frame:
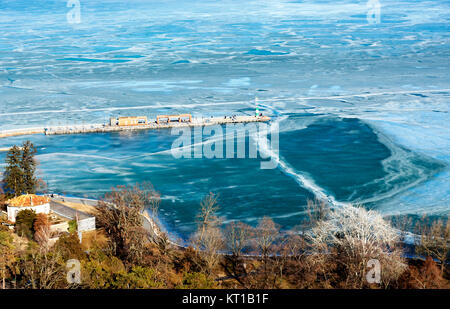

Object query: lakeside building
[156,114,192,124]
[5,194,96,244]
[6,194,50,223]
[109,114,193,126]
[110,116,148,126]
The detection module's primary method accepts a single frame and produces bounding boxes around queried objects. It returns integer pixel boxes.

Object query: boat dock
[0,115,270,139]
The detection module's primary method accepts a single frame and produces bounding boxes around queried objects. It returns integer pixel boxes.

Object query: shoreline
[49,194,182,248]
[48,194,429,260]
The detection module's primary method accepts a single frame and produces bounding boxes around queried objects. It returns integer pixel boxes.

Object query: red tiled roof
[7,194,50,207]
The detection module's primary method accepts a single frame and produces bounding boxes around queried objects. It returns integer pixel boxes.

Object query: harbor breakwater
[0,116,270,139]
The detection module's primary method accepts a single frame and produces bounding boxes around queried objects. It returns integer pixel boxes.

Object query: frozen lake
[0,0,448,238]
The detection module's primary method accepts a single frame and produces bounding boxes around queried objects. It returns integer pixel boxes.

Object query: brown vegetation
[415,216,450,274]
[96,183,160,265]
[33,213,51,249]
[0,183,448,289]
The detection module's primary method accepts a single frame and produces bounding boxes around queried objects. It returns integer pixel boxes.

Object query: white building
[7,194,51,223]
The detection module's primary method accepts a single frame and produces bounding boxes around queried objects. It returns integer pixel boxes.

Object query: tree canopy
[3,141,38,197]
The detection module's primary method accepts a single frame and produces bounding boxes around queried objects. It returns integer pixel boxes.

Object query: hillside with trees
[0,184,448,289]
[0,142,448,289]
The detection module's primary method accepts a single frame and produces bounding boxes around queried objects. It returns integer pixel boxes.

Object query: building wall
[49,219,95,233]
[7,203,50,223]
[118,117,147,126]
[50,222,69,233]
[78,217,96,232]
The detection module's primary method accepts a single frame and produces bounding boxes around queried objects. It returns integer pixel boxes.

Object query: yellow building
[110,116,148,126]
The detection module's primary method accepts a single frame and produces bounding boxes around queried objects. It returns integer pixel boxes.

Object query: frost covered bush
[307,204,406,288]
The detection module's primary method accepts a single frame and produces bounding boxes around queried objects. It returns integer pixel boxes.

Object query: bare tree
[416,216,450,274]
[19,246,66,289]
[250,217,281,288]
[193,226,224,274]
[197,192,220,231]
[191,193,224,275]
[305,199,329,227]
[96,183,160,265]
[254,217,279,258]
[307,203,406,288]
[221,221,253,287]
[225,221,252,257]
[282,230,306,260]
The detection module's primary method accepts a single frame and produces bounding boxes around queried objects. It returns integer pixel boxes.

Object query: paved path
[50,200,92,220]
[51,195,99,207]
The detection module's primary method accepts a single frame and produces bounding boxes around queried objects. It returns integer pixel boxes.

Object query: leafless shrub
[389,215,413,243]
[305,199,329,227]
[306,203,406,288]
[18,246,66,289]
[401,257,449,289]
[415,216,450,274]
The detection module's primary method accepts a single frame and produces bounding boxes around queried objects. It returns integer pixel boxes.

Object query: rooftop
[7,194,50,207]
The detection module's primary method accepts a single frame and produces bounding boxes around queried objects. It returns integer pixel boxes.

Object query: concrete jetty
[0,128,45,139]
[0,115,270,139]
[45,115,270,136]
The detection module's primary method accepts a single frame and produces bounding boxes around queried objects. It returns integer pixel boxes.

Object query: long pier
[0,128,45,139]
[0,115,270,139]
